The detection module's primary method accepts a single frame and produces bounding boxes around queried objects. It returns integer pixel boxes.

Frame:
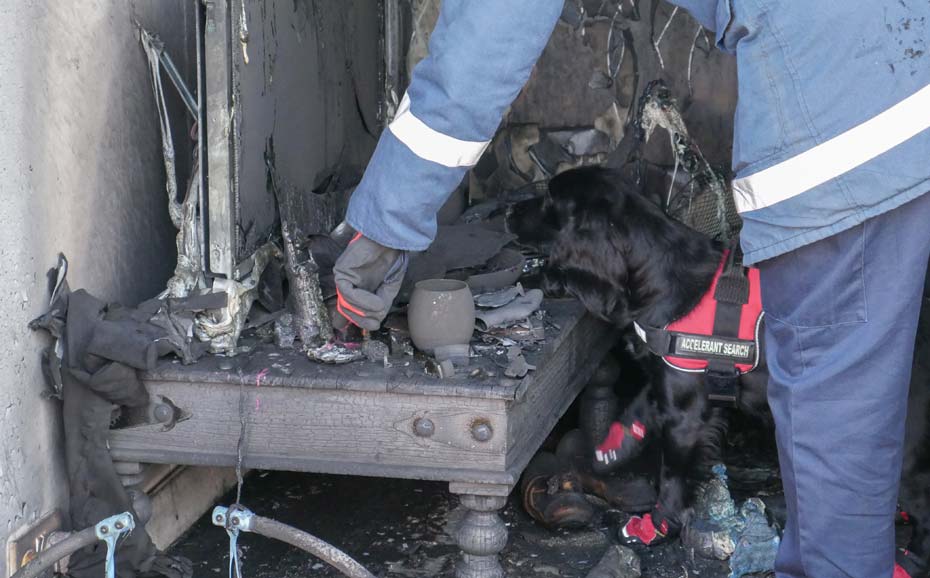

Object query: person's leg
[759,191,930,578]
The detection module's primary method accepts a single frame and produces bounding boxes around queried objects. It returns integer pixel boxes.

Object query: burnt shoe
[521,452,594,529]
[575,471,656,513]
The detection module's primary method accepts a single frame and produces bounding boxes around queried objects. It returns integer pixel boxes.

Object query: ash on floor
[168,469,771,578]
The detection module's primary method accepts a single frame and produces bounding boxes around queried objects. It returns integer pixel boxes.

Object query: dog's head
[507,166,719,327]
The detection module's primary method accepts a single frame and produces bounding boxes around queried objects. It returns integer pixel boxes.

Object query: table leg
[113,460,153,525]
[450,491,509,578]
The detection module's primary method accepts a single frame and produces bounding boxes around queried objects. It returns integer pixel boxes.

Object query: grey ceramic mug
[407,279,475,362]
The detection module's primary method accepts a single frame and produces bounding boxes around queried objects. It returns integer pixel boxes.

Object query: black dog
[509,166,771,545]
[510,166,930,570]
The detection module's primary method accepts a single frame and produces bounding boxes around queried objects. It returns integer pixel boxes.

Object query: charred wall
[0,1,193,573]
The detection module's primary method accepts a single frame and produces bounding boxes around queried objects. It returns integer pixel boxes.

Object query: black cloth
[30,275,197,578]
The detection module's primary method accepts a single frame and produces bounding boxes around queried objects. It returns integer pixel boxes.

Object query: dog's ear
[562,271,630,326]
[546,232,633,327]
[549,167,629,228]
[506,197,559,249]
[541,265,567,297]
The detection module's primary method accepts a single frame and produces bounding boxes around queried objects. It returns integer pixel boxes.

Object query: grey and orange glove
[332,233,408,331]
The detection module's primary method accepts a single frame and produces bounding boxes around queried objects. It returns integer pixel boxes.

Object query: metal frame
[203,0,237,278]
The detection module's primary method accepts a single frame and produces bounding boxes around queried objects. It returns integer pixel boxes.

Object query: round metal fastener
[413,418,435,438]
[153,404,173,423]
[99,526,109,534]
[471,422,493,442]
[215,514,224,523]
[231,517,240,526]
[114,521,124,530]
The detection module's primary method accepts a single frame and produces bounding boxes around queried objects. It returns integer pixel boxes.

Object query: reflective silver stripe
[733,82,930,213]
[633,321,647,344]
[388,93,491,168]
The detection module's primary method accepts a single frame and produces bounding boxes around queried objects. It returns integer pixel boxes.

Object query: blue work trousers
[759,191,930,578]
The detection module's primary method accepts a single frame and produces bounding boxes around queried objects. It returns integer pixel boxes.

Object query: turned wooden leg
[112,460,153,525]
[451,492,509,578]
[580,355,622,449]
[579,382,620,450]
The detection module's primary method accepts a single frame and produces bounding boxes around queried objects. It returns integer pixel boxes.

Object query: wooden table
[108,300,615,577]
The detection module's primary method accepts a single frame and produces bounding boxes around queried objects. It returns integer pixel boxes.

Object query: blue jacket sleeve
[346,0,563,251]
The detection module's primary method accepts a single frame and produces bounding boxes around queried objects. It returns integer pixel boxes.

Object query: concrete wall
[0,1,193,574]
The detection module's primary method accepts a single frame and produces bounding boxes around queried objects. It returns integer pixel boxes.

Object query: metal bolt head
[99,526,108,534]
[114,521,124,530]
[231,517,240,526]
[215,514,224,523]
[413,418,435,438]
[153,404,173,423]
[472,422,493,442]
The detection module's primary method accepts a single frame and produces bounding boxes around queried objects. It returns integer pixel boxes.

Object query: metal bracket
[94,512,135,578]
[212,506,255,578]
[212,505,255,533]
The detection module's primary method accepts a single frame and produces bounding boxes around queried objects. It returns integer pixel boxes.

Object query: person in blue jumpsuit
[332,2,930,576]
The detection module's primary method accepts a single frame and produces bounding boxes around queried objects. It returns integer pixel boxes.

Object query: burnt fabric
[760,191,930,578]
[86,319,163,371]
[31,284,195,578]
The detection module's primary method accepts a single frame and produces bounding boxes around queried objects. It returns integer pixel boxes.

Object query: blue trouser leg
[759,191,930,578]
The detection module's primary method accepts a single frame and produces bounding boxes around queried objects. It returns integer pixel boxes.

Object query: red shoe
[620,512,678,547]
[619,503,681,547]
[594,421,647,467]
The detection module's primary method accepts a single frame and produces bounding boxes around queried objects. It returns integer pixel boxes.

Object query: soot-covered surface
[168,417,785,578]
[170,470,738,578]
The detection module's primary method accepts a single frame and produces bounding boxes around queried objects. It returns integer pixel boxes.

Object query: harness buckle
[705,364,740,407]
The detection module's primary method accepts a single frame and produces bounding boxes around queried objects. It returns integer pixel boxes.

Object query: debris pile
[681,464,779,578]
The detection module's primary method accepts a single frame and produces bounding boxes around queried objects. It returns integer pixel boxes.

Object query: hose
[10,526,98,578]
[249,515,376,578]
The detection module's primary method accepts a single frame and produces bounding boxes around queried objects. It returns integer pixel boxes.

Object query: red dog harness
[632,249,763,405]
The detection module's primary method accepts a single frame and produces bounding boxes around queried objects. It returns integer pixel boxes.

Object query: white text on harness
[676,337,753,360]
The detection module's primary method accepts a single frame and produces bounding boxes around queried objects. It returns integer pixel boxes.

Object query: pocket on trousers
[759,224,867,328]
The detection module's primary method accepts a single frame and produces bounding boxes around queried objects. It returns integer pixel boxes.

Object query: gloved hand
[333,233,408,331]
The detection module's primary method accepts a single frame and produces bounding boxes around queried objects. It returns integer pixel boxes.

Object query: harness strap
[633,323,756,365]
[713,244,750,305]
[704,244,748,407]
[633,322,671,355]
[633,245,755,408]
